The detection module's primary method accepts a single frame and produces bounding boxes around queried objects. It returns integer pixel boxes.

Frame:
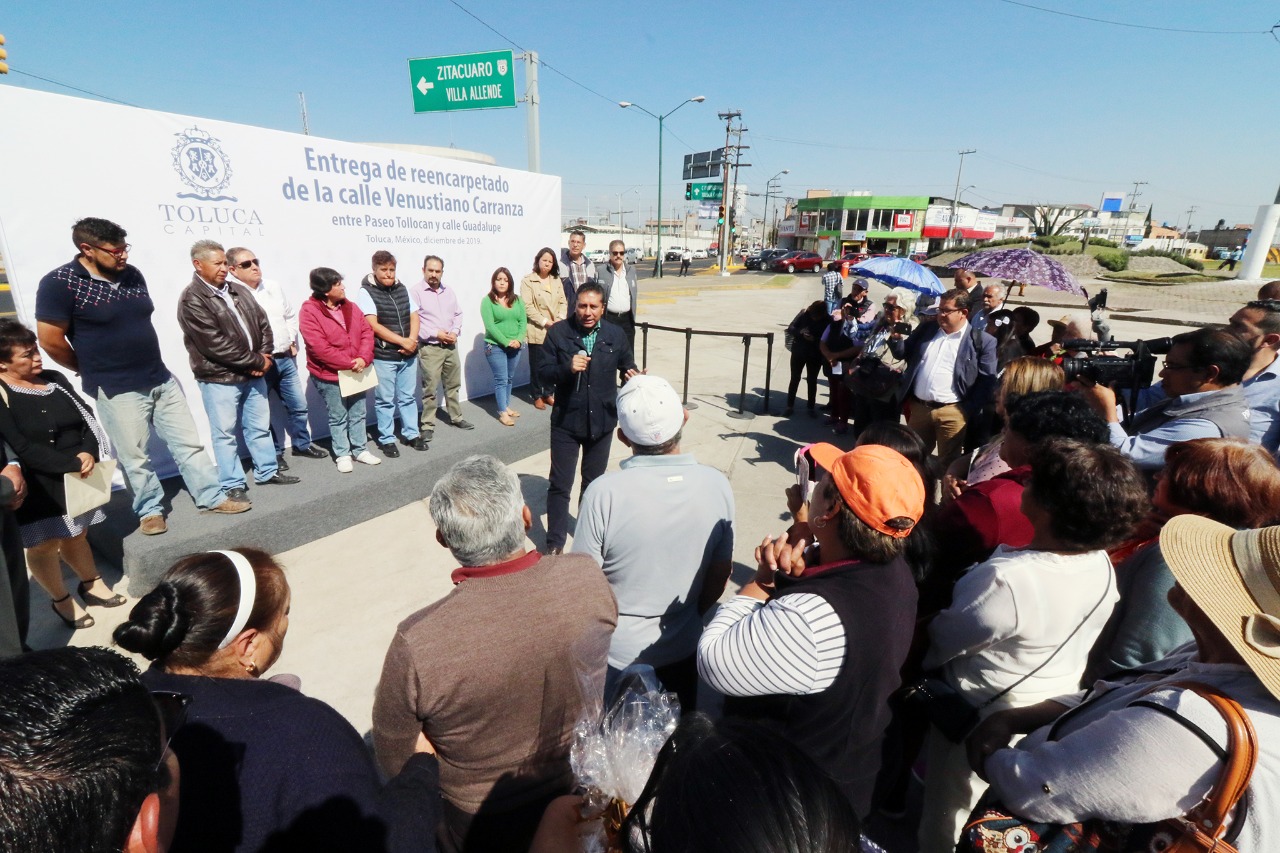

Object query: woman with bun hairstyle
[114,549,440,852]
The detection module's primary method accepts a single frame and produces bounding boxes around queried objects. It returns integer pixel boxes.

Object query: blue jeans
[198,378,278,490]
[372,357,420,444]
[95,378,225,518]
[264,354,314,452]
[313,377,367,459]
[484,343,522,413]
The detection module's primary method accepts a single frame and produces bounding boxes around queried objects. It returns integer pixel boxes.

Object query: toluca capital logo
[172,127,237,201]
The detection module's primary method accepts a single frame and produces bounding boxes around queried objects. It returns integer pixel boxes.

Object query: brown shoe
[533,397,547,410]
[139,515,168,535]
[545,395,555,406]
[210,498,252,514]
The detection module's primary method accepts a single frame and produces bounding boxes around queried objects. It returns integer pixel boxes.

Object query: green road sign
[408,50,517,113]
[689,182,723,201]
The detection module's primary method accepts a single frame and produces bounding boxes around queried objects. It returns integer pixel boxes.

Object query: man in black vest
[356,251,426,456]
[541,283,640,554]
[1079,327,1253,471]
[697,443,924,819]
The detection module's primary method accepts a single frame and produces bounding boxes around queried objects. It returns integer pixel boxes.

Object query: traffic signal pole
[717,110,740,276]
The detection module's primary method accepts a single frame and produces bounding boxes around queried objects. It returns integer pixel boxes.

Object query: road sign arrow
[417,77,433,96]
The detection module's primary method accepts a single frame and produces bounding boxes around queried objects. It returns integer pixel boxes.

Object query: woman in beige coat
[522,247,568,408]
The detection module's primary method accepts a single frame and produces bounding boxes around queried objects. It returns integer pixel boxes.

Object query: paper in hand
[338,366,378,396]
[63,459,117,518]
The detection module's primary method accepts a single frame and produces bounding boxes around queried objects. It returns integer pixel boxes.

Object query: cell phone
[794,445,822,503]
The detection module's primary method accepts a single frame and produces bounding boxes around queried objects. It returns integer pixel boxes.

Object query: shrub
[1094,250,1129,272]
[1132,247,1203,271]
[1084,237,1119,248]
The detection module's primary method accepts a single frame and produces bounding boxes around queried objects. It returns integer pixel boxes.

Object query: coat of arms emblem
[171,126,236,201]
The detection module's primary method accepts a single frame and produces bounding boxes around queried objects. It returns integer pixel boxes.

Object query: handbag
[893,568,1113,744]
[959,681,1258,853]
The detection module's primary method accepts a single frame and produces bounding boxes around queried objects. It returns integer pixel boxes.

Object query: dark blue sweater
[143,669,439,853]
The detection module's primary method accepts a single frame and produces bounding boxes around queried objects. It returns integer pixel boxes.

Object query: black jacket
[542,317,636,439]
[0,370,100,523]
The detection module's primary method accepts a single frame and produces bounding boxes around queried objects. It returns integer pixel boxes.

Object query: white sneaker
[335,455,354,473]
[355,450,382,466]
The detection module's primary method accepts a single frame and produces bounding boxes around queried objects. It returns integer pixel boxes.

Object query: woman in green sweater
[480,267,528,426]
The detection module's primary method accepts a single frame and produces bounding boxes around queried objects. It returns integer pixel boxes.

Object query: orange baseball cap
[806,443,925,538]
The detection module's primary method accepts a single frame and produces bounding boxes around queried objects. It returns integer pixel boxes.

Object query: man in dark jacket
[892,287,998,468]
[177,240,299,502]
[541,283,640,553]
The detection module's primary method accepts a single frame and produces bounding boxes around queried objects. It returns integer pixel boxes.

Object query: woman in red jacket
[298,268,377,473]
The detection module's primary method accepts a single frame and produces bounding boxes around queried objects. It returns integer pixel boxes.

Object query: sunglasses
[610,251,626,256]
[151,691,192,768]
[87,243,130,258]
[236,258,261,270]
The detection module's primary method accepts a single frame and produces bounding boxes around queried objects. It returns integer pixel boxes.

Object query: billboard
[1100,192,1125,213]
[0,87,561,471]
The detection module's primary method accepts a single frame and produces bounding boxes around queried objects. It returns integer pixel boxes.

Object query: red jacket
[298,296,374,382]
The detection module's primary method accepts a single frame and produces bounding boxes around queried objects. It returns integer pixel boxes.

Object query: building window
[820,208,842,231]
[847,209,869,231]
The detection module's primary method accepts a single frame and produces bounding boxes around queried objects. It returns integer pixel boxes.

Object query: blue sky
[3,0,1277,231]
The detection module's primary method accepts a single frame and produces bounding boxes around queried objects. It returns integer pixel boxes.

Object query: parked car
[587,249,608,264]
[746,249,787,270]
[770,251,824,274]
[664,246,685,262]
[909,252,929,263]
[626,248,645,264]
[692,248,708,259]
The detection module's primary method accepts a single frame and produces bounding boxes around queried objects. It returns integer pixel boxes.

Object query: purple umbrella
[947,248,1083,296]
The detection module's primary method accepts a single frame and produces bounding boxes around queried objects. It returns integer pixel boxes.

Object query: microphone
[575,349,588,392]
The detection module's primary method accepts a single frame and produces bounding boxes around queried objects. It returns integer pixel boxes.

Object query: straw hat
[1161,514,1280,702]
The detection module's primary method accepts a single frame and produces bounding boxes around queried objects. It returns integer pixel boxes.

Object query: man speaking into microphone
[541,282,640,554]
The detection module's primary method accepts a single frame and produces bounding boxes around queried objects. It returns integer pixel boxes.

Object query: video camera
[1060,338,1172,388]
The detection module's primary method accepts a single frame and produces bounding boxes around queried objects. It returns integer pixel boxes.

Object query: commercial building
[790,194,929,257]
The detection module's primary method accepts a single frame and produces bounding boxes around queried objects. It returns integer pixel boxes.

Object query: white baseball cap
[617,375,685,446]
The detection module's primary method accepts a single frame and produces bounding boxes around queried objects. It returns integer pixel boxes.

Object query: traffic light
[729,206,736,235]
[685,183,692,201]
[0,34,8,75]
[717,204,725,225]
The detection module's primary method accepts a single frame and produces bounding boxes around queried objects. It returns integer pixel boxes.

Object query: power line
[6,67,139,107]
[753,133,949,154]
[995,0,1276,36]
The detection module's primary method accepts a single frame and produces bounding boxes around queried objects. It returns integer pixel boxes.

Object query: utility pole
[717,110,739,275]
[1126,180,1148,212]
[518,52,541,173]
[947,149,976,249]
[1182,205,1198,255]
[298,92,310,135]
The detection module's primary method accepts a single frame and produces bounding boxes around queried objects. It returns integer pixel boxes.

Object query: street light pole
[762,168,789,248]
[619,96,705,278]
[948,149,976,249]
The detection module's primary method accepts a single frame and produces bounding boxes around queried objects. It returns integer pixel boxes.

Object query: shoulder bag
[960,680,1258,853]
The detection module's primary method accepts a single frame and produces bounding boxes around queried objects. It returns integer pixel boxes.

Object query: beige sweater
[372,552,616,818]
[521,271,567,344]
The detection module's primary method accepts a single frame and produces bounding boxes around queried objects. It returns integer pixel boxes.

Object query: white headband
[212,550,258,650]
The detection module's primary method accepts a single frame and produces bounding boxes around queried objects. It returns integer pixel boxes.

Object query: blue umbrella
[848,257,944,296]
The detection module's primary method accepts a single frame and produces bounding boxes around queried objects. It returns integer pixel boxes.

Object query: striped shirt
[698,592,847,697]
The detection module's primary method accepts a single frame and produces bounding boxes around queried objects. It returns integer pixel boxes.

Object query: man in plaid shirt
[822,262,844,316]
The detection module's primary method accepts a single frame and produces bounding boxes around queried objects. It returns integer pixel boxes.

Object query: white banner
[0,87,560,469]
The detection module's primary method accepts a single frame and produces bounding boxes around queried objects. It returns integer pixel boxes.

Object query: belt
[911,395,957,410]
[421,341,455,348]
[605,310,632,318]
[272,351,294,359]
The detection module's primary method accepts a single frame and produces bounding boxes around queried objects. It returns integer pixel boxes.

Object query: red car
[770,251,825,273]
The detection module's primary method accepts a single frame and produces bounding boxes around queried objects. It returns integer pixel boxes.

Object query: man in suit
[600,239,639,351]
[0,444,28,656]
[891,287,998,467]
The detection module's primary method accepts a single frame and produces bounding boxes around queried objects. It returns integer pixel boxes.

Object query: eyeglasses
[87,243,130,258]
[1162,361,1202,372]
[150,691,192,769]
[236,258,261,270]
[937,307,965,316]
[609,251,626,256]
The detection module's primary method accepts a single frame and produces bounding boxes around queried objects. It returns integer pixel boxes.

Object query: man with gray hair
[573,375,734,712]
[177,240,299,503]
[373,454,616,852]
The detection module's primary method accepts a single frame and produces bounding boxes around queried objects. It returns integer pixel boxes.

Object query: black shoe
[290,445,328,459]
[257,473,300,486]
[452,418,475,430]
[379,441,401,458]
[411,436,430,451]
[276,454,290,471]
[227,487,250,501]
[547,547,564,556]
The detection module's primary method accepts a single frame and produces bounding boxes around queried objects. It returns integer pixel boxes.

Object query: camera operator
[1077,328,1252,471]
[1228,299,1280,455]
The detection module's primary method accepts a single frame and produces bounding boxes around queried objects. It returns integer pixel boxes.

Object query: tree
[1014,204,1090,237]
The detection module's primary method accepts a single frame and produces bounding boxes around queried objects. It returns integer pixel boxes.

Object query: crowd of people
[4,226,1280,853]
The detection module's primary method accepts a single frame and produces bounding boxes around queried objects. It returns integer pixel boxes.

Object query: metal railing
[637,322,775,419]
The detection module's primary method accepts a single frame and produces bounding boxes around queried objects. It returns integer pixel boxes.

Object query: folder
[338,366,378,396]
[63,459,117,518]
